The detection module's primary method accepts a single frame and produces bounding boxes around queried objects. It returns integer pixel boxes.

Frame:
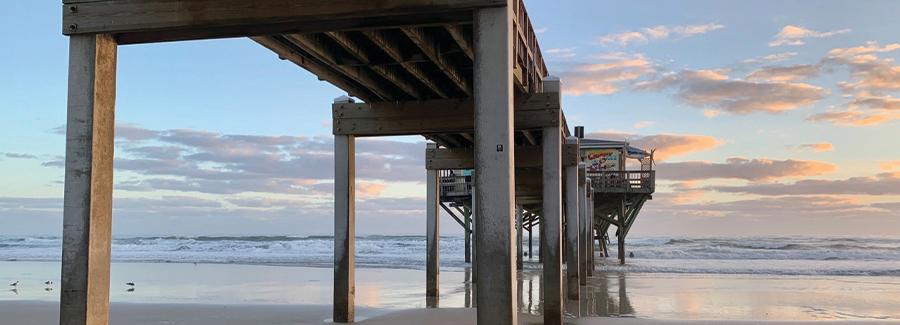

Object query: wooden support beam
[522,130,537,146]
[564,137,580,301]
[62,0,504,43]
[445,24,474,60]
[333,132,356,323]
[473,4,515,323]
[287,33,393,101]
[324,31,425,99]
[541,77,563,325]
[425,139,574,170]
[426,151,440,298]
[332,92,560,136]
[426,146,541,170]
[60,33,117,325]
[361,30,450,99]
[440,202,467,229]
[402,27,472,95]
[252,35,378,101]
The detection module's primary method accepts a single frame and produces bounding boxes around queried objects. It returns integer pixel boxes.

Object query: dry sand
[3,301,900,325]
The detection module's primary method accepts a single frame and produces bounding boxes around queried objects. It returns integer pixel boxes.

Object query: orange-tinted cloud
[559,52,655,95]
[769,25,850,47]
[807,108,898,126]
[658,157,837,181]
[598,24,724,46]
[357,181,386,198]
[746,64,822,82]
[586,131,723,161]
[881,161,900,171]
[788,142,834,152]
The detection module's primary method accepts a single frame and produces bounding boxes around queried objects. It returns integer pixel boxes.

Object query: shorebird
[44,280,53,286]
[126,282,135,287]
[9,281,18,287]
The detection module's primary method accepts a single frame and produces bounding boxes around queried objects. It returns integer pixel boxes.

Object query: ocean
[2,235,899,276]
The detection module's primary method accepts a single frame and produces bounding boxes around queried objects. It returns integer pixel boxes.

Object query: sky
[1,1,898,237]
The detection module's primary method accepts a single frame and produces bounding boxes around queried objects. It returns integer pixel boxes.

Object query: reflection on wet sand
[447,266,633,318]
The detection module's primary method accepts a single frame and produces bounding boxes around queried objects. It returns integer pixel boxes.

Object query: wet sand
[2,261,900,323]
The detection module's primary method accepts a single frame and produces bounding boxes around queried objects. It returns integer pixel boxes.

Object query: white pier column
[333,99,356,322]
[426,143,440,299]
[564,137,580,300]
[541,77,563,325]
[60,34,117,325]
[474,2,516,324]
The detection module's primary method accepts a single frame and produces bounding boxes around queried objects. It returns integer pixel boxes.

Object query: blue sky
[1,1,898,236]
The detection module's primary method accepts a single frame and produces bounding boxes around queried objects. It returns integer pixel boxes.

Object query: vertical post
[60,34,117,325]
[474,2,516,323]
[426,143,440,299]
[539,217,544,263]
[618,199,626,265]
[564,138,580,300]
[541,77,564,325]
[587,183,595,275]
[516,205,524,270]
[464,205,472,263]
[585,177,594,277]
[333,100,356,323]
[578,163,588,285]
[528,221,533,259]
[470,184,477,283]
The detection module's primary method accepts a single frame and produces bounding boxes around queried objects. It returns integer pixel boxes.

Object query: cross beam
[332,92,560,136]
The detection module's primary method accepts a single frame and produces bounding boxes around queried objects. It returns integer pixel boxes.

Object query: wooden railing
[440,170,473,198]
[512,0,548,94]
[586,170,655,194]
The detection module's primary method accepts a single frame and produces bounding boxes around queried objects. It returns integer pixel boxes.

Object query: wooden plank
[287,33,394,101]
[402,27,472,95]
[60,33,117,325]
[332,92,560,136]
[361,30,450,99]
[324,31,424,99]
[445,24,474,60]
[426,146,542,169]
[63,0,505,40]
[251,35,378,101]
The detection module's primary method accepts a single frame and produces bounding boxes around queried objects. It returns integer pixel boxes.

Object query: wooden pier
[56,1,653,324]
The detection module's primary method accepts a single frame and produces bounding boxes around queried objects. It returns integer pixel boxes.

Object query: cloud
[558,52,655,95]
[2,153,38,159]
[742,52,798,64]
[587,131,723,161]
[598,24,724,46]
[746,64,822,82]
[881,161,900,171]
[787,142,834,152]
[636,69,828,114]
[657,157,837,181]
[709,172,900,196]
[769,25,850,47]
[807,106,899,126]
[826,42,900,93]
[44,125,426,196]
[545,47,577,59]
[633,121,656,129]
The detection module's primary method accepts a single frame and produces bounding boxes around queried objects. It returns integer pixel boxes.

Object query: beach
[3,260,900,324]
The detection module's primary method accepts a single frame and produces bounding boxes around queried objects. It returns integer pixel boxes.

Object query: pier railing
[440,171,473,198]
[586,170,655,194]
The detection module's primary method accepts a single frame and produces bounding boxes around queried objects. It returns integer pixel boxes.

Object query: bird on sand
[9,281,18,287]
[126,282,135,286]
[44,280,53,286]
